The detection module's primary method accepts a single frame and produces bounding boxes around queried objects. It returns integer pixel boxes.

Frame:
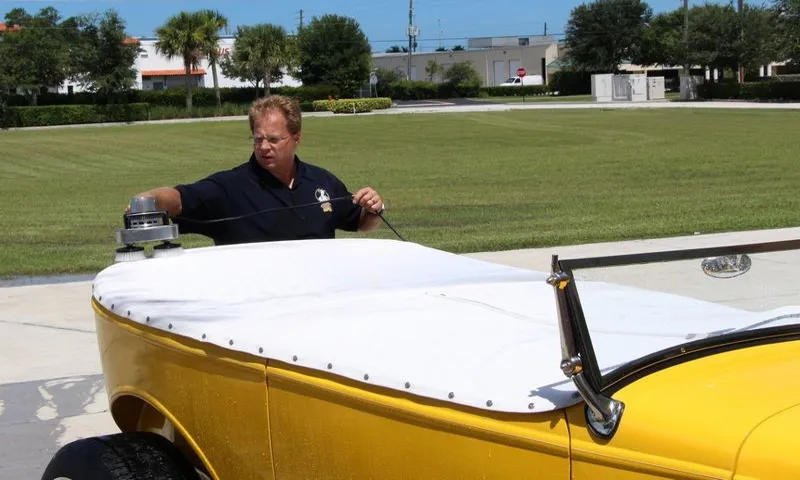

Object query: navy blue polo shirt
[172,154,363,245]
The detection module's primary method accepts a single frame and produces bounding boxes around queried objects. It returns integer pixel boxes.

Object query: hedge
[698,81,800,101]
[548,70,593,96]
[312,98,392,114]
[2,103,151,128]
[482,85,551,97]
[377,80,482,100]
[4,85,342,108]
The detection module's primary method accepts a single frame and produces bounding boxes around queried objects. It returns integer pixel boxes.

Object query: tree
[425,59,445,81]
[636,9,687,68]
[774,0,800,65]
[373,67,404,84]
[1,7,76,105]
[564,0,652,72]
[738,3,782,73]
[686,3,740,74]
[443,61,480,85]
[154,11,207,111]
[220,24,293,97]
[637,3,780,78]
[198,9,228,108]
[71,10,141,100]
[296,14,372,96]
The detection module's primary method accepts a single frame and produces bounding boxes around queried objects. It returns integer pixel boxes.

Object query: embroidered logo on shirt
[315,188,332,213]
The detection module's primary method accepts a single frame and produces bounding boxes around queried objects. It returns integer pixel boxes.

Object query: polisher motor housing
[115,196,182,262]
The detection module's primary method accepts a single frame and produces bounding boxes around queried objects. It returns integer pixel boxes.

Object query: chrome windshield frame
[547,238,800,439]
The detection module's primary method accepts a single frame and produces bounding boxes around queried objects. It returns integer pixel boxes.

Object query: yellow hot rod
[40,206,800,480]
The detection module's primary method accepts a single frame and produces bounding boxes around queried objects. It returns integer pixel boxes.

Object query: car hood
[603,339,800,475]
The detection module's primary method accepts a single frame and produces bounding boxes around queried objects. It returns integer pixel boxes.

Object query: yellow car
[40,220,800,479]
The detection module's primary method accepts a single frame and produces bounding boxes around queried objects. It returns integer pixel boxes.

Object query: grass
[1,107,799,278]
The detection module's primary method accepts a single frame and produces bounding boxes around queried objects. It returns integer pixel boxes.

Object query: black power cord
[170,196,407,242]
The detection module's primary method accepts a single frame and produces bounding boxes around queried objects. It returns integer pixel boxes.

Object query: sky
[1,0,717,52]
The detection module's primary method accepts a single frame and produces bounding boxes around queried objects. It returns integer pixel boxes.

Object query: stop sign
[516,67,527,78]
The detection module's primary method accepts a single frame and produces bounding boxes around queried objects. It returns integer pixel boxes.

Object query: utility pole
[407,0,413,80]
[683,0,689,74]
[738,0,744,83]
[544,22,547,36]
[299,9,304,31]
[438,18,442,49]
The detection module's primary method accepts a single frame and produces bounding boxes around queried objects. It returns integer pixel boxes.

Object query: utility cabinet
[647,77,665,100]
[612,74,647,101]
[591,74,613,102]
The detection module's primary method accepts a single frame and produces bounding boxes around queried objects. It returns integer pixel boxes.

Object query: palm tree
[198,9,228,108]
[154,11,206,111]
[235,24,294,97]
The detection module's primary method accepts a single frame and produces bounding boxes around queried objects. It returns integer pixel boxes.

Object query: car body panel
[733,403,800,480]
[266,362,570,479]
[567,340,800,479]
[94,299,275,480]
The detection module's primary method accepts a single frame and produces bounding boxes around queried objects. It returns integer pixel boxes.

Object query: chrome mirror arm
[547,256,624,439]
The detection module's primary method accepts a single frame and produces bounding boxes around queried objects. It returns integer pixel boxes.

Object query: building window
[518,38,529,46]
[153,82,164,90]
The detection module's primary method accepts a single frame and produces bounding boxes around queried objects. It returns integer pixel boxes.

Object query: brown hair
[248,95,302,134]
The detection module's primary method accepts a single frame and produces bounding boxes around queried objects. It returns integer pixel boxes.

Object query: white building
[58,35,301,94]
[371,35,560,86]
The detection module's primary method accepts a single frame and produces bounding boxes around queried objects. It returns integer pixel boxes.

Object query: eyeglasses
[250,134,290,145]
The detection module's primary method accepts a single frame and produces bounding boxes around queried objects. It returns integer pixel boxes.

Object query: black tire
[41,431,201,480]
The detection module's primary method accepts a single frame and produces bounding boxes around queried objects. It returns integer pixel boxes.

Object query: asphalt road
[392,98,500,108]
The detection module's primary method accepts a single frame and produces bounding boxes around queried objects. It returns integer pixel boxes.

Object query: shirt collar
[248,153,310,188]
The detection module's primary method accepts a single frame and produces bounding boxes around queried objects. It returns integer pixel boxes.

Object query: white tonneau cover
[92,239,791,413]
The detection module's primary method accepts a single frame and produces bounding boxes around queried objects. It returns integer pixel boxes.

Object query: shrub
[438,79,482,99]
[2,103,150,128]
[312,97,392,114]
[698,81,800,101]
[481,85,551,97]
[379,80,439,100]
[148,103,250,120]
[549,70,594,96]
[4,85,342,109]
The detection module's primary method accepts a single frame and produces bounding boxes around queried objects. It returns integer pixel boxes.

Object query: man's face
[251,110,300,173]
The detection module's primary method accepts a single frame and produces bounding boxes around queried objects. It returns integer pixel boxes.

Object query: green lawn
[2,108,799,278]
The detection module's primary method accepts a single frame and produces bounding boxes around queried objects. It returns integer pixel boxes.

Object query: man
[129,95,384,245]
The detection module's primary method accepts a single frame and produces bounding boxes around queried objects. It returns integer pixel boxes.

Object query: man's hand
[352,186,384,215]
[123,188,183,216]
